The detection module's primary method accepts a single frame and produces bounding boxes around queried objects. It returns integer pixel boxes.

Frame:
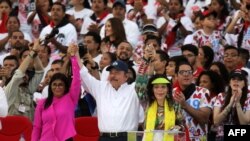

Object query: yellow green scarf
[145,100,175,141]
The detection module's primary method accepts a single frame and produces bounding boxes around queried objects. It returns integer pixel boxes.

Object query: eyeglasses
[224,54,238,58]
[178,70,193,76]
[51,83,65,88]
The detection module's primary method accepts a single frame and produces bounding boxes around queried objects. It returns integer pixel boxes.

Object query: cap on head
[229,69,248,80]
[106,60,128,73]
[113,0,126,9]
[142,24,158,34]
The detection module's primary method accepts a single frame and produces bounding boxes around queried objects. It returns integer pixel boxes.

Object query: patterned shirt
[177,86,212,141]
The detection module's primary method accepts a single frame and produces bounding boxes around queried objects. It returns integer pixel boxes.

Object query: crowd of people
[0,0,250,141]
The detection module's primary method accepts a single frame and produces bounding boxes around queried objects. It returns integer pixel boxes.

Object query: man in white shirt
[80,59,141,140]
[40,2,77,53]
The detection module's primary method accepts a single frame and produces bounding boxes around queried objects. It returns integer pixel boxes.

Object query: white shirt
[100,17,140,48]
[0,87,8,117]
[80,14,112,35]
[93,54,102,66]
[66,8,93,20]
[184,0,211,18]
[80,66,141,132]
[40,23,77,47]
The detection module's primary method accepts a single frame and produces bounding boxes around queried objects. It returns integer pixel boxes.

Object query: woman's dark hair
[200,46,214,70]
[214,0,229,21]
[44,73,70,109]
[209,61,229,84]
[147,74,174,109]
[105,17,127,47]
[196,70,225,95]
[222,73,248,124]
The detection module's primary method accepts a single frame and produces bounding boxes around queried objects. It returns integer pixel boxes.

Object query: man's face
[116,42,133,61]
[108,69,128,90]
[223,49,239,70]
[92,0,106,13]
[83,36,99,52]
[9,31,25,49]
[176,64,193,88]
[3,59,17,72]
[51,63,62,75]
[112,5,125,20]
[182,50,196,66]
[51,4,65,22]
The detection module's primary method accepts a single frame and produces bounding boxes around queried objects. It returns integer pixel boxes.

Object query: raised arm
[235,92,250,124]
[67,44,81,104]
[225,11,243,34]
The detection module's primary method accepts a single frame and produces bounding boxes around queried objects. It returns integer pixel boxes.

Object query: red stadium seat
[0,116,32,141]
[74,117,100,141]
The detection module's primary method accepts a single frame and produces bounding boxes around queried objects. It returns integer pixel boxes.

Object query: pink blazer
[32,56,81,141]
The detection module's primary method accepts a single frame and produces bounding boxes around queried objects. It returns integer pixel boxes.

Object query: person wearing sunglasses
[173,61,212,141]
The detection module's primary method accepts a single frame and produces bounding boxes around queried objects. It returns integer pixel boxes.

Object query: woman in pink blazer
[32,46,81,141]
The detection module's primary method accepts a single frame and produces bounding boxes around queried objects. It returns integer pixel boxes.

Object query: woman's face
[166,61,176,77]
[7,17,20,31]
[105,21,113,37]
[153,84,168,102]
[199,74,213,92]
[230,77,245,91]
[0,1,11,15]
[51,79,65,98]
[210,0,223,14]
[99,53,112,70]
